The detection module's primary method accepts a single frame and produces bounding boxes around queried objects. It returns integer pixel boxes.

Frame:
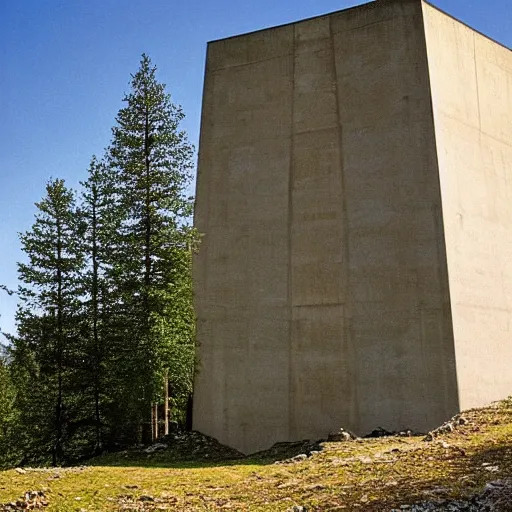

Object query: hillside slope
[2,400,512,511]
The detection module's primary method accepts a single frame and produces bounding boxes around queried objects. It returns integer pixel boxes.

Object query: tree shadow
[88,438,322,469]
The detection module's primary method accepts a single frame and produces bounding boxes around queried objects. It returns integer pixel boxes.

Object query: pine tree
[108,54,197,440]
[10,179,85,464]
[80,156,120,453]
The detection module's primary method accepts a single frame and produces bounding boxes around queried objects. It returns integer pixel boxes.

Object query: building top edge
[423,1,511,53]
[207,0,375,44]
[206,0,510,54]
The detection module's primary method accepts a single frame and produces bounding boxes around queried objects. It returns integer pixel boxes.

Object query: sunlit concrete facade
[193,0,512,454]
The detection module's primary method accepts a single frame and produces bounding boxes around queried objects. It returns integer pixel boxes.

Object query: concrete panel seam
[294,303,345,308]
[434,113,509,146]
[329,14,358,428]
[331,16,405,36]
[292,126,347,137]
[287,23,296,442]
[208,53,294,73]
[472,32,482,133]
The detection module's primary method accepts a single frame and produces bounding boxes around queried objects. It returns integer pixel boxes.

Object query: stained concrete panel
[332,1,457,434]
[193,26,294,453]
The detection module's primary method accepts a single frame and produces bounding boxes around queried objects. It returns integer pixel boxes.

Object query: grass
[2,400,512,511]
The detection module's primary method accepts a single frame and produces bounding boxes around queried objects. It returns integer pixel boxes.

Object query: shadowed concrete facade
[193,0,511,454]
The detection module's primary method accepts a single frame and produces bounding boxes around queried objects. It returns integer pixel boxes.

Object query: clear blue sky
[1,0,510,336]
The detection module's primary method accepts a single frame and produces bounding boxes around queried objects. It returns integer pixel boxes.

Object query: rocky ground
[2,399,512,510]
[115,429,245,463]
[390,479,512,511]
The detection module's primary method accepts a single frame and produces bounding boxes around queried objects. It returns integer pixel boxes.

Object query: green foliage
[0,356,13,426]
[0,351,18,467]
[4,55,198,465]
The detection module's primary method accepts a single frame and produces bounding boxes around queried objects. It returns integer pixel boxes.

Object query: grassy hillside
[2,400,512,511]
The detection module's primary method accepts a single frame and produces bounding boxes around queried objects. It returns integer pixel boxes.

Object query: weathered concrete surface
[193,0,508,454]
[423,3,512,412]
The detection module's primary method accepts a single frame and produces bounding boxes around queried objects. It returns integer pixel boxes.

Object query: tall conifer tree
[11,179,85,464]
[108,54,197,440]
[80,157,121,452]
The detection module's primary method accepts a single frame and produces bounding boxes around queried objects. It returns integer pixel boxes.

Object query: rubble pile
[164,430,245,461]
[365,427,423,438]
[327,427,359,442]
[116,493,171,511]
[249,439,324,463]
[130,430,244,462]
[134,433,326,464]
[0,491,48,511]
[424,414,468,442]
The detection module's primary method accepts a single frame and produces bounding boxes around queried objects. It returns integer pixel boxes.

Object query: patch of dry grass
[2,400,512,511]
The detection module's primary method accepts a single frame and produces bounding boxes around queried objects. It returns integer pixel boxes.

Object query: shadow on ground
[88,436,322,469]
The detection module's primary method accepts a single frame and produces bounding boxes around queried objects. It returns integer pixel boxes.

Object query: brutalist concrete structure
[193,0,512,454]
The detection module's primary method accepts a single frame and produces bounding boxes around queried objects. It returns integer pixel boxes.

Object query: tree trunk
[164,369,169,436]
[91,185,102,453]
[55,218,64,466]
[144,108,151,314]
[153,402,159,441]
[150,403,155,443]
[185,393,193,432]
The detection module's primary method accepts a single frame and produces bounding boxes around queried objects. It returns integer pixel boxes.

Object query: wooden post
[150,403,155,443]
[164,369,169,436]
[153,402,159,441]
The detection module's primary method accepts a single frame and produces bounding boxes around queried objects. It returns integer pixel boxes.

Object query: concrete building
[193,0,512,454]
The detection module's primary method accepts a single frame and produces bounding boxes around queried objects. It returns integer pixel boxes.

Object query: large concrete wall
[194,0,460,454]
[423,4,512,411]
